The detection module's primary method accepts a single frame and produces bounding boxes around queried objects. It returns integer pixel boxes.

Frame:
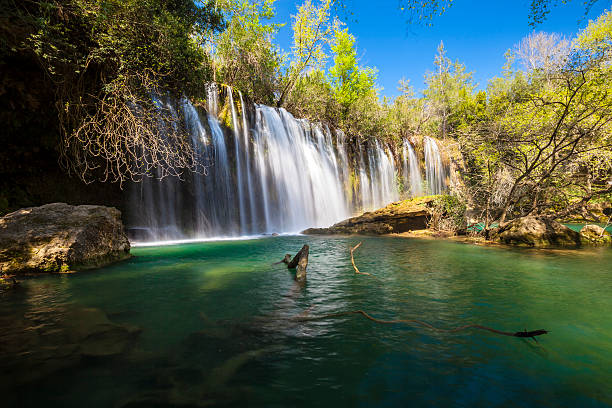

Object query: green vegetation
[1,0,610,226]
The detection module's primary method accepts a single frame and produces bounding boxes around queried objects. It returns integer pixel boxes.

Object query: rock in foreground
[303,197,434,235]
[0,203,130,274]
[494,216,581,248]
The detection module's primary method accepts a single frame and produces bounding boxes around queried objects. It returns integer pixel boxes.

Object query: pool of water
[1,236,611,407]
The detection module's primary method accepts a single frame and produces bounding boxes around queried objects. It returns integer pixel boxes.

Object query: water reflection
[1,236,611,407]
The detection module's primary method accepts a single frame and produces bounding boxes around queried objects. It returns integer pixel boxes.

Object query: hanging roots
[293,309,549,341]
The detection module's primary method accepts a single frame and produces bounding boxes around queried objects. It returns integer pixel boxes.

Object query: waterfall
[424,136,447,195]
[402,139,423,197]
[227,87,247,233]
[127,89,451,242]
[239,91,257,234]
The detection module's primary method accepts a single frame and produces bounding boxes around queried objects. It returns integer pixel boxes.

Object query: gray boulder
[580,224,612,245]
[0,203,130,274]
[494,216,581,247]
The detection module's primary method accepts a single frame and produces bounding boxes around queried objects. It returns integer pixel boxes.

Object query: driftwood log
[293,309,549,342]
[285,245,309,282]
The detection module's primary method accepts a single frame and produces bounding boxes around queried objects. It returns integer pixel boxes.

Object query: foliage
[329,28,378,116]
[277,0,341,107]
[459,9,612,224]
[284,70,340,122]
[428,194,467,232]
[213,0,283,104]
[423,42,475,138]
[2,0,224,183]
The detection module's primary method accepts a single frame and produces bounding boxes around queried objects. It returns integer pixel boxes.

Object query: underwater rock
[63,307,141,357]
[494,216,581,247]
[580,224,612,245]
[0,306,140,389]
[0,202,130,274]
[302,196,434,235]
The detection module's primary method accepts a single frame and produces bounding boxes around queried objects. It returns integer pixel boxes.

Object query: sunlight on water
[1,236,611,407]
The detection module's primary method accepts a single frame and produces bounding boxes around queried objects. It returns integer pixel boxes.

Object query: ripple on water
[1,235,611,407]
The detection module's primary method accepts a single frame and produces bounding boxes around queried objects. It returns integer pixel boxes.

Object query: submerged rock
[493,216,581,248]
[0,202,130,274]
[580,224,612,245]
[303,196,434,235]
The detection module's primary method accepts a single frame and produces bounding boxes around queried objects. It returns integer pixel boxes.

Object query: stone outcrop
[303,197,434,235]
[0,203,130,274]
[493,216,582,247]
[579,224,612,245]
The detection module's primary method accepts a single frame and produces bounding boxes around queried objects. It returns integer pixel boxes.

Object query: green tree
[423,42,475,138]
[460,11,612,224]
[277,0,340,107]
[213,0,283,104]
[329,28,378,117]
[1,0,224,184]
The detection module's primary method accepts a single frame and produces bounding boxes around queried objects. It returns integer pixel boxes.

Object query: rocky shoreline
[303,197,611,249]
[0,203,131,275]
[303,196,435,235]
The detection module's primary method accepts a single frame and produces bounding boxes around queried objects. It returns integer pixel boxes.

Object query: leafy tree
[329,27,378,117]
[213,0,283,104]
[285,70,340,123]
[277,0,340,107]
[1,0,225,184]
[460,10,612,224]
[423,42,475,138]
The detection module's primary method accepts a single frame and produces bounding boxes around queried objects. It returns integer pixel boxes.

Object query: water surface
[1,236,611,407]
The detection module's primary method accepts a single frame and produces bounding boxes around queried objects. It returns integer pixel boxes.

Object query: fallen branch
[350,242,374,277]
[294,309,548,342]
[284,245,309,282]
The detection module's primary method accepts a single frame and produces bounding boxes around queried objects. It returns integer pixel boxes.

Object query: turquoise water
[1,236,611,407]
[564,223,612,233]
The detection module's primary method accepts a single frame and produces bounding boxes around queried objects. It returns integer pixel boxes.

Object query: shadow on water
[1,235,611,407]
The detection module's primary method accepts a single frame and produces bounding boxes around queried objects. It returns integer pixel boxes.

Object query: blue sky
[270,0,610,98]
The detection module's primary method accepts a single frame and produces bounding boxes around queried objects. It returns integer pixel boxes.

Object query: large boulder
[303,196,434,235]
[494,216,581,247]
[0,203,130,274]
[580,224,612,245]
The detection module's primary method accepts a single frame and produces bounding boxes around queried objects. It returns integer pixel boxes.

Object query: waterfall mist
[127,89,449,242]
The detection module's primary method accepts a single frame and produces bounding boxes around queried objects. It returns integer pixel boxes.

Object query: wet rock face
[494,216,582,248]
[0,203,131,274]
[580,224,612,245]
[303,197,434,235]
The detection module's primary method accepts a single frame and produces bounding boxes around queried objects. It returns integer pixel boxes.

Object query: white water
[424,136,447,195]
[402,139,423,197]
[127,90,448,241]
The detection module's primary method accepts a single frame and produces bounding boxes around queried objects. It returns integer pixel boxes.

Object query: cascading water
[402,139,423,197]
[127,87,449,242]
[424,136,447,195]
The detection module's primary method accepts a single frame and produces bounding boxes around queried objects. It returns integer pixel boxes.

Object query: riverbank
[303,196,611,249]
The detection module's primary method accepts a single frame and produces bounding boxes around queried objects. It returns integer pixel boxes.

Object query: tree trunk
[287,245,309,282]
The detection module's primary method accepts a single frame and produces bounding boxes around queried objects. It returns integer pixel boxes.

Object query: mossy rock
[0,203,131,274]
[494,216,582,248]
[580,224,612,246]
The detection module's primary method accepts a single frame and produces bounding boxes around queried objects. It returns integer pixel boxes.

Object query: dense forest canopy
[0,0,610,225]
